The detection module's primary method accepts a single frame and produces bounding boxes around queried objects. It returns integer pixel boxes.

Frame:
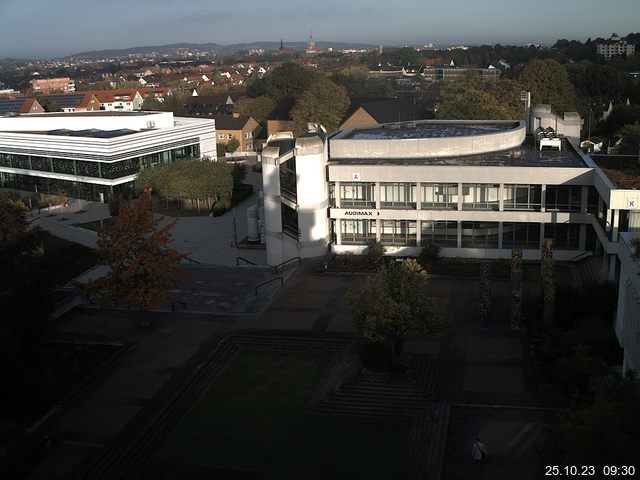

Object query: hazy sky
[1,0,638,58]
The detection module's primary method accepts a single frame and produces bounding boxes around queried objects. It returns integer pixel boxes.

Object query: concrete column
[457,221,462,248]
[540,184,546,212]
[609,254,617,281]
[415,220,422,246]
[262,147,284,266]
[335,181,341,208]
[581,185,589,214]
[416,182,422,211]
[579,224,587,251]
[375,219,381,241]
[606,208,613,234]
[457,182,463,211]
[498,183,504,212]
[612,209,620,241]
[498,222,504,250]
[336,219,342,245]
[375,182,381,210]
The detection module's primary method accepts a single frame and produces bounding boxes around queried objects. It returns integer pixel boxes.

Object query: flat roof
[347,122,517,140]
[22,111,158,118]
[329,137,587,168]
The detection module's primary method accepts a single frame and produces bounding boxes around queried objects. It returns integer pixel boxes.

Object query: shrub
[419,243,441,268]
[366,240,386,270]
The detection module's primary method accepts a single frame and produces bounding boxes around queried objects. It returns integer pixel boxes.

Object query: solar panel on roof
[93,129,136,138]
[0,98,27,115]
[69,129,101,137]
[41,94,85,108]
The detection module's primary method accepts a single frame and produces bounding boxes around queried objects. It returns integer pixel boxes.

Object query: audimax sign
[343,210,380,217]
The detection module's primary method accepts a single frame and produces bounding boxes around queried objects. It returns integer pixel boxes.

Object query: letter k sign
[628,198,638,209]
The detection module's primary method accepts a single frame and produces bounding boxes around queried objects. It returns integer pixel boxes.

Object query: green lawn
[156,349,410,480]
[42,232,97,284]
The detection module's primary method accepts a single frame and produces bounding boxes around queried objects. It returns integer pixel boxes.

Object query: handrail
[274,256,301,274]
[254,277,283,296]
[569,251,593,262]
[236,256,257,266]
[183,256,202,265]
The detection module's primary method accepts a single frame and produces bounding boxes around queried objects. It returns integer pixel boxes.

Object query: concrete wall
[330,121,526,158]
[615,232,640,374]
[530,105,583,144]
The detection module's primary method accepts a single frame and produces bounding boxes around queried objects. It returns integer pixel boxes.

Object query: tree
[539,373,640,468]
[619,123,640,155]
[290,77,350,134]
[348,259,447,369]
[234,96,276,124]
[600,105,640,134]
[93,192,183,326]
[141,94,163,111]
[437,73,525,120]
[136,159,235,212]
[261,62,318,101]
[225,138,240,153]
[518,59,578,113]
[0,195,51,343]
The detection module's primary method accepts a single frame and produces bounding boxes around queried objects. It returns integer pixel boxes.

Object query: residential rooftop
[592,155,640,189]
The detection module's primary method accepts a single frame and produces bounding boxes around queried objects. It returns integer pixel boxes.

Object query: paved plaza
[18,160,567,478]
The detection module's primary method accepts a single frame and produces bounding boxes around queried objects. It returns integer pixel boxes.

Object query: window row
[339,219,582,250]
[0,144,200,180]
[331,182,596,213]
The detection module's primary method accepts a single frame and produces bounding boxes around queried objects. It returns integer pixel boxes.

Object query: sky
[0,0,639,59]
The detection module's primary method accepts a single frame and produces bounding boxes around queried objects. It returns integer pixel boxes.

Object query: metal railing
[274,256,301,274]
[254,277,283,296]
[183,256,202,265]
[236,256,257,266]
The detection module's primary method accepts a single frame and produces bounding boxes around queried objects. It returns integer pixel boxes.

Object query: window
[545,186,582,212]
[462,184,499,210]
[340,219,376,244]
[421,183,458,209]
[279,157,297,202]
[380,182,416,209]
[340,182,375,208]
[227,133,234,140]
[218,133,224,139]
[380,220,417,245]
[504,185,541,211]
[502,222,541,249]
[281,204,298,239]
[244,132,250,139]
[461,222,499,248]
[421,220,458,247]
[544,223,580,250]
[328,183,336,207]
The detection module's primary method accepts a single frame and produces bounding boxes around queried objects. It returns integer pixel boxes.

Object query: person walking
[472,437,488,466]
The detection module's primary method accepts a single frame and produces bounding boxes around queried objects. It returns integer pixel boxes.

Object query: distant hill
[68,41,377,59]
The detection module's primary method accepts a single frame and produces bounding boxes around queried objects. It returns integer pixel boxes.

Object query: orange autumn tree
[94,192,183,325]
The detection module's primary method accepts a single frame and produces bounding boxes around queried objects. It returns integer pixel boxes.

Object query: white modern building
[597,34,636,60]
[0,111,216,202]
[260,107,640,284]
[615,233,640,375]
